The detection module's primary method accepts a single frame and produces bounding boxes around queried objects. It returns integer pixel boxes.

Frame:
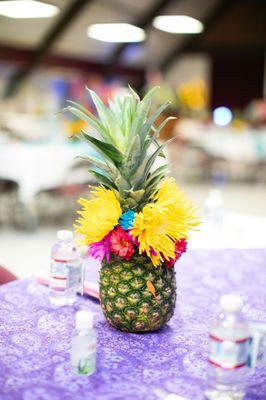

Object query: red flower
[165,239,187,269]
[110,226,135,260]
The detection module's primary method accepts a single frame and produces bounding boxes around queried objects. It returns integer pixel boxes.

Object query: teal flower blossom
[119,210,136,230]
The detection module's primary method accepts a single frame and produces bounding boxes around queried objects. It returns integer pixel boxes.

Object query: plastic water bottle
[205,294,250,400]
[71,310,96,375]
[204,188,224,230]
[49,230,82,306]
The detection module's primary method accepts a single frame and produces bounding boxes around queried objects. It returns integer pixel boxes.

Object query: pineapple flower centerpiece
[65,86,200,333]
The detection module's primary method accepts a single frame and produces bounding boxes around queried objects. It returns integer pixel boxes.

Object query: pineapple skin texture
[99,255,176,333]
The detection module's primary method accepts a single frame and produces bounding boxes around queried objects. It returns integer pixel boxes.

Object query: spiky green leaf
[123,134,142,176]
[86,88,124,148]
[128,84,140,102]
[64,105,115,144]
[139,102,170,142]
[129,86,159,142]
[88,166,118,191]
[136,138,174,188]
[76,154,117,180]
[152,116,177,141]
[82,132,123,166]
[144,164,169,187]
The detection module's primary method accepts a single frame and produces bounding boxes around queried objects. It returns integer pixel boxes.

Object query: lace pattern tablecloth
[0,249,265,400]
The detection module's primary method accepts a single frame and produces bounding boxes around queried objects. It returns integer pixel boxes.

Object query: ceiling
[0,0,222,68]
[0,0,265,88]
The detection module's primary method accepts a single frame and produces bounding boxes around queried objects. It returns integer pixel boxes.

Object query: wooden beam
[111,0,174,62]
[0,43,145,79]
[4,0,94,98]
[160,0,237,72]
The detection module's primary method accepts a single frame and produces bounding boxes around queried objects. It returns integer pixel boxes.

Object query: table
[0,141,95,204]
[177,120,266,162]
[0,249,265,400]
[0,140,96,228]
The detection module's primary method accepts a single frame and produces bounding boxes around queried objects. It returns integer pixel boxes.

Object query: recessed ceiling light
[153,15,203,34]
[87,23,146,43]
[0,1,59,19]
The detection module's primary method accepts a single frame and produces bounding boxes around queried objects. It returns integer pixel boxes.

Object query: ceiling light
[153,15,203,34]
[0,1,59,19]
[213,107,233,126]
[87,23,146,43]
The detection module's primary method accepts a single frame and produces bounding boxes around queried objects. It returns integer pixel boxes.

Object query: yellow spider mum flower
[131,178,200,266]
[75,186,122,245]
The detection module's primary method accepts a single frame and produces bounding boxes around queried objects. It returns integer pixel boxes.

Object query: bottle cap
[220,294,243,312]
[57,230,73,241]
[76,310,94,331]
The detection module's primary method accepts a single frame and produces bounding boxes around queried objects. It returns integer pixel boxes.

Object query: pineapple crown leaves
[64,86,175,210]
[81,132,123,167]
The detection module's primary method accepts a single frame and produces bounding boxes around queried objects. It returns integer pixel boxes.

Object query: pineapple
[100,255,176,332]
[65,86,179,332]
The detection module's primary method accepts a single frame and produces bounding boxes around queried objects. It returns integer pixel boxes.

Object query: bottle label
[50,259,68,291]
[50,258,82,291]
[72,342,96,375]
[67,261,82,290]
[208,334,250,369]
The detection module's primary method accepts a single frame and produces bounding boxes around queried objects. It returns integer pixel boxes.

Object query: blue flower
[119,210,136,230]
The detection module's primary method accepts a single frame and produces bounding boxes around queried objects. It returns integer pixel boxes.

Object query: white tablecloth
[177,120,266,162]
[0,141,95,203]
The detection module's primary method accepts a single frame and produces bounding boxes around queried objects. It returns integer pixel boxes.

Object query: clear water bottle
[49,230,82,306]
[205,294,250,400]
[205,188,224,229]
[71,310,96,375]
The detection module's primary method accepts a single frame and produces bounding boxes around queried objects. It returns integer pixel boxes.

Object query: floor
[0,183,266,279]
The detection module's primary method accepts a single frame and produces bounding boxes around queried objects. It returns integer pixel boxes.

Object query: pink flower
[88,232,112,262]
[128,231,140,248]
[110,226,135,260]
[175,238,187,259]
[165,239,187,269]
[150,248,158,257]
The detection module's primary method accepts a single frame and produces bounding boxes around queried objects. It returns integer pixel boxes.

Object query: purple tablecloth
[0,249,265,400]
